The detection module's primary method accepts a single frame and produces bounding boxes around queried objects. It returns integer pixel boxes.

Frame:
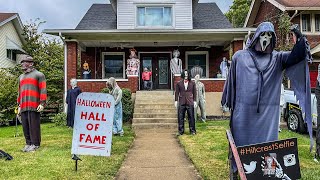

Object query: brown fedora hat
[20,55,34,63]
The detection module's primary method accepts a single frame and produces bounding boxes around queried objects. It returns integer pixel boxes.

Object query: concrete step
[135,101,174,105]
[133,118,177,124]
[136,91,173,95]
[133,113,177,118]
[132,123,177,130]
[135,104,175,109]
[134,108,176,113]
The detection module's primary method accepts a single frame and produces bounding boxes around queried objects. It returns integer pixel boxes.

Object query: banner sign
[237,138,301,180]
[71,92,115,156]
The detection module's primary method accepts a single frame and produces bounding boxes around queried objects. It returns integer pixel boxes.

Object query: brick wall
[232,40,243,54]
[76,76,139,93]
[66,41,78,90]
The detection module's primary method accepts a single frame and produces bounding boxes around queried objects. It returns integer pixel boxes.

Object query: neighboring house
[44,1,255,116]
[244,0,320,88]
[0,13,25,68]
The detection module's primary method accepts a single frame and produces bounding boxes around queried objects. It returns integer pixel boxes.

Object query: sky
[0,0,233,31]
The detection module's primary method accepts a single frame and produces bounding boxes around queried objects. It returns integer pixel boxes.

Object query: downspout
[59,32,68,113]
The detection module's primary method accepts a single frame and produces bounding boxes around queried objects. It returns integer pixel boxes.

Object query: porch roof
[43,28,256,44]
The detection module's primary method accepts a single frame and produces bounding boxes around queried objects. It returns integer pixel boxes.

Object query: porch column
[232,40,244,54]
[66,41,78,89]
[127,75,139,93]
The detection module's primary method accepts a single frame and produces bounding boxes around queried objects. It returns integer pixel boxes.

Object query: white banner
[71,92,115,156]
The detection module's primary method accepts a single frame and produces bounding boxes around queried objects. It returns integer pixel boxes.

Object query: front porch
[45,29,254,116]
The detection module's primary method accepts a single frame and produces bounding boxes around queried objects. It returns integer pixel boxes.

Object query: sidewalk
[116,129,202,180]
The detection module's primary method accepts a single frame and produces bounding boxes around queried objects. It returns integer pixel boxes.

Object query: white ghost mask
[259,32,272,52]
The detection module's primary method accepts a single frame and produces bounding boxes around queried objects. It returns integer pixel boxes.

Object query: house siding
[0,21,23,68]
[117,0,192,29]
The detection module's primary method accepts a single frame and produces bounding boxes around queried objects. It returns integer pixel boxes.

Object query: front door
[140,53,171,90]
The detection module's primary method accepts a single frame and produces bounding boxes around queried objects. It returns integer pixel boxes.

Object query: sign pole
[226,130,247,180]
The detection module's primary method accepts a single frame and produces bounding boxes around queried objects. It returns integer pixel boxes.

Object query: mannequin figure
[126,48,140,75]
[170,50,182,75]
[107,77,124,136]
[194,74,206,122]
[175,69,197,135]
[17,55,47,152]
[222,22,313,178]
[82,61,91,79]
[66,78,82,128]
[220,57,228,78]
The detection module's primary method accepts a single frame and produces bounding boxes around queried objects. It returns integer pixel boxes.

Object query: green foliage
[225,0,252,27]
[122,88,133,122]
[22,19,64,105]
[52,112,67,126]
[101,88,133,122]
[277,12,293,51]
[0,70,19,124]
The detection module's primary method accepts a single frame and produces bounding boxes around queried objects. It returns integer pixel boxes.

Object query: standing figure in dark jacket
[66,78,81,128]
[175,69,197,135]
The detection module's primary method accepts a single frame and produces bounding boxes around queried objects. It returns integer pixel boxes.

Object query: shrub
[52,112,67,126]
[100,88,133,123]
[121,88,133,122]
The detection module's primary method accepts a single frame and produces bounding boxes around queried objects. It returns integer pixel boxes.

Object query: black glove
[290,24,303,41]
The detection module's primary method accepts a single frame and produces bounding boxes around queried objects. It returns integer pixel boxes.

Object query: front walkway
[116,129,202,180]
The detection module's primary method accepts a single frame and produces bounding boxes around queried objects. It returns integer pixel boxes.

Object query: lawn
[178,120,320,180]
[0,123,134,180]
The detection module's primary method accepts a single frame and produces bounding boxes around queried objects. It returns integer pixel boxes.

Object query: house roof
[76,4,116,30]
[193,3,232,29]
[273,0,320,8]
[0,13,17,26]
[0,13,25,44]
[244,0,320,27]
[76,3,232,30]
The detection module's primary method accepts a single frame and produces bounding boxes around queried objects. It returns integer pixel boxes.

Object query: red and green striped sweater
[17,69,47,112]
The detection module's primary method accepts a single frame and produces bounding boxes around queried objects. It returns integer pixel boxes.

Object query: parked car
[283,89,317,133]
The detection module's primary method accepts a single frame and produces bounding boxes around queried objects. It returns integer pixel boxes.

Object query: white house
[0,13,25,68]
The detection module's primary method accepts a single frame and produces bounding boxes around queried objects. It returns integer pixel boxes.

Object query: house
[244,0,320,88]
[0,13,25,68]
[44,1,255,117]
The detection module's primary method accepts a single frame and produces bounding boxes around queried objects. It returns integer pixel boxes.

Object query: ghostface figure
[175,69,197,135]
[222,22,313,178]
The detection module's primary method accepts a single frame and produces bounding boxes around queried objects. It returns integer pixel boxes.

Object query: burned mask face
[259,32,272,52]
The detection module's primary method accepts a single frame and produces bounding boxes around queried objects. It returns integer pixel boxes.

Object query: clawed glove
[174,101,178,108]
[37,104,44,112]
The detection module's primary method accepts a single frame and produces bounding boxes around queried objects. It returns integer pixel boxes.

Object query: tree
[0,19,64,124]
[21,19,64,105]
[225,0,252,28]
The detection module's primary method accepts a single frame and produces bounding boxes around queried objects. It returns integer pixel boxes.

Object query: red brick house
[44,1,255,116]
[244,0,320,88]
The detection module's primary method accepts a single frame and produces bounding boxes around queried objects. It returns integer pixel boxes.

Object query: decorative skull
[259,32,272,52]
[83,62,89,70]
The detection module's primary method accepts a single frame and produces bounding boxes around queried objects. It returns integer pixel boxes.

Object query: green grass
[178,120,320,180]
[0,123,134,180]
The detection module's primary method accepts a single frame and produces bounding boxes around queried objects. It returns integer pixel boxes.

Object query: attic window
[316,14,320,32]
[137,7,172,27]
[301,14,311,32]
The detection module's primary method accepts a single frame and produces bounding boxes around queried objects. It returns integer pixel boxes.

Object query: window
[316,14,320,32]
[301,14,311,32]
[103,53,125,79]
[186,52,209,78]
[6,49,17,61]
[137,7,172,27]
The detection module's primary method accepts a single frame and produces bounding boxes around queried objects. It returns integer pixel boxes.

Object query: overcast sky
[0,0,232,31]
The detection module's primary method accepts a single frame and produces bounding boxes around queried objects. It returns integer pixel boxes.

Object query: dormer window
[137,6,173,27]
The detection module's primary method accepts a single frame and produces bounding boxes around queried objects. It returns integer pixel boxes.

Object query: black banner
[237,138,300,180]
